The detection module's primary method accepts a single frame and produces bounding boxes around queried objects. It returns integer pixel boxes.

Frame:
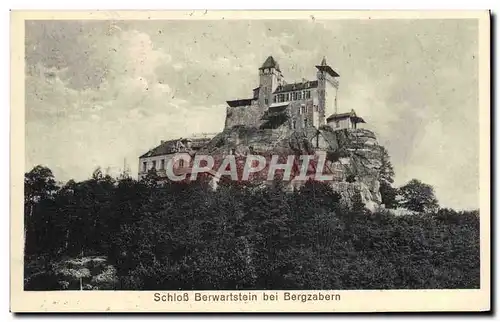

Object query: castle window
[298,92,302,100]
[265,98,269,105]
[306,91,311,99]
[304,118,308,127]
[152,160,157,169]
[273,95,277,103]
[292,120,296,129]
[179,159,184,167]
[160,159,165,170]
[314,105,319,112]
[293,92,297,100]
[142,161,147,172]
[300,105,306,114]
[286,93,289,101]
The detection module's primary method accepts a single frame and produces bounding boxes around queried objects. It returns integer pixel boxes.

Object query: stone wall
[225,103,265,129]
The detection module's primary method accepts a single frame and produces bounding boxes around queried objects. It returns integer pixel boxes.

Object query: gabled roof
[139,139,182,158]
[326,110,366,123]
[274,80,318,93]
[259,56,281,71]
[327,112,353,120]
[139,136,214,158]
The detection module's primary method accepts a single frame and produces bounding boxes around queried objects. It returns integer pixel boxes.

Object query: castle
[225,56,365,131]
[138,55,366,180]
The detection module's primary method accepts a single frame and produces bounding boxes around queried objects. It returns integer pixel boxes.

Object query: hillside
[24,177,480,290]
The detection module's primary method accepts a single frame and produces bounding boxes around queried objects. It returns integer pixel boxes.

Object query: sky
[24,18,479,210]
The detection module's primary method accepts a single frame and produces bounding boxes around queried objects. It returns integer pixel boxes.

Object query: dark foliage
[24,166,479,290]
[399,179,440,213]
[378,146,398,209]
[380,180,398,209]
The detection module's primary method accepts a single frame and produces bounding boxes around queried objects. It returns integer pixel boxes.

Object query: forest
[24,165,480,290]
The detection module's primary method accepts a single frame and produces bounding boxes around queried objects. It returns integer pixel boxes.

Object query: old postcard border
[10,10,491,313]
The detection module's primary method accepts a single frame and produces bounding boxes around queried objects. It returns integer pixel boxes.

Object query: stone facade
[225,100,264,128]
[224,56,342,132]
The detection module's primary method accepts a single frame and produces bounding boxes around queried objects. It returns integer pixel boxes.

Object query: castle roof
[259,56,281,71]
[315,57,340,78]
[326,110,366,124]
[139,139,182,158]
[139,137,213,158]
[274,80,318,93]
[315,65,340,78]
[226,98,254,107]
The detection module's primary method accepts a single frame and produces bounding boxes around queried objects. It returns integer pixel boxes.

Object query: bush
[24,166,480,290]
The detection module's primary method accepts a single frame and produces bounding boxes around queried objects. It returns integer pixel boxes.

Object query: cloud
[118,30,172,78]
[172,63,184,71]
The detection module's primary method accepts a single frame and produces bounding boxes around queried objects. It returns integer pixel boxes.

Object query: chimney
[161,140,165,144]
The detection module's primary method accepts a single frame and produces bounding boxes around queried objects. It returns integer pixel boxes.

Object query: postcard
[10,10,490,313]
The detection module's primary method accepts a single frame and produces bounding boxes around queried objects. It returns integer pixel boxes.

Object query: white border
[3,1,498,320]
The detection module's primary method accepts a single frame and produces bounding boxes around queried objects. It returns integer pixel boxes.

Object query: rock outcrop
[328,128,383,205]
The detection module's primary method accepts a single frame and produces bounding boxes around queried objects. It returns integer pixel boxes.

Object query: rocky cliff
[328,127,383,211]
[198,125,386,212]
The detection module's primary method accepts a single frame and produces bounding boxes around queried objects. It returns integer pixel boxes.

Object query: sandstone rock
[387,207,420,216]
[329,181,380,213]
[198,125,387,212]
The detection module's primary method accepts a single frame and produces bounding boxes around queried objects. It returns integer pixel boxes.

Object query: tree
[24,166,59,253]
[380,181,398,209]
[378,146,395,185]
[141,169,161,188]
[398,179,439,213]
[25,165,58,205]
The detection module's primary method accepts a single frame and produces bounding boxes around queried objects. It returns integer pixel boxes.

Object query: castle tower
[258,56,283,108]
[316,56,340,126]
